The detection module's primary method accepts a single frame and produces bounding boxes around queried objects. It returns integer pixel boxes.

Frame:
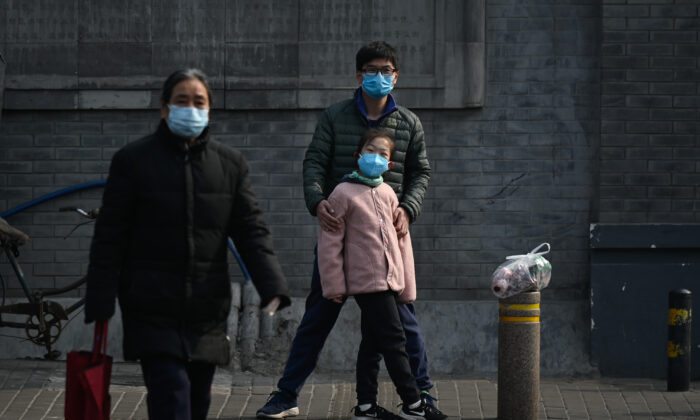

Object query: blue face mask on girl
[362,73,395,99]
[358,154,390,178]
[167,104,209,139]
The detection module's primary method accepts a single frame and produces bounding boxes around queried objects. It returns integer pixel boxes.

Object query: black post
[668,288,691,392]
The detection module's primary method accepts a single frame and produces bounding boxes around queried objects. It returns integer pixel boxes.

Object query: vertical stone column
[498,291,540,420]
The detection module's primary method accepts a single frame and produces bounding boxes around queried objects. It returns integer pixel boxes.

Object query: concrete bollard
[668,288,692,392]
[498,291,540,420]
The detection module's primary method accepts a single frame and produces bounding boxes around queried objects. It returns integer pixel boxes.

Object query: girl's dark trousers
[354,290,421,405]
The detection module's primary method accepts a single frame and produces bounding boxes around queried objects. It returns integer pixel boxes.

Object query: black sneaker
[352,402,398,420]
[256,389,299,419]
[399,400,448,420]
[420,390,447,419]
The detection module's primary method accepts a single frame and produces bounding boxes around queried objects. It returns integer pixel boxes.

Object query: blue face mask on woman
[362,73,395,99]
[358,154,390,178]
[167,104,209,139]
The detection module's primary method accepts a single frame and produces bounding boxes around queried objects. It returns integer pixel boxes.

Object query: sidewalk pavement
[0,360,698,420]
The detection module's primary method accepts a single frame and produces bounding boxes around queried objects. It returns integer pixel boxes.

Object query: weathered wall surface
[4,0,693,376]
[0,0,484,110]
[590,1,700,378]
[600,1,700,223]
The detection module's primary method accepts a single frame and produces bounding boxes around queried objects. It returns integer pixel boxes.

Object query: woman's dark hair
[160,68,213,105]
[355,41,399,71]
[356,128,396,156]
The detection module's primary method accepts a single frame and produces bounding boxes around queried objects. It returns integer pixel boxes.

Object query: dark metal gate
[590,224,700,378]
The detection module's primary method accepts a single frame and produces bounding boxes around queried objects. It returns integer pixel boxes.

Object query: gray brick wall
[601,1,700,223]
[0,110,319,297]
[0,1,602,308]
[8,1,699,376]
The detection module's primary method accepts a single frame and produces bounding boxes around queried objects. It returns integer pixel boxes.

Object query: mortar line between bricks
[128,391,146,420]
[338,382,349,419]
[660,388,688,418]
[0,390,18,418]
[577,384,591,420]
[304,383,315,417]
[639,389,652,417]
[39,389,62,420]
[643,389,660,418]
[538,386,544,419]
[17,387,41,420]
[683,390,699,417]
[566,385,582,419]
[110,391,125,417]
[658,390,671,419]
[451,381,462,419]
[474,381,484,419]
[556,385,569,417]
[612,388,631,417]
[329,382,338,418]
[0,368,32,418]
[330,383,337,420]
[596,384,611,419]
[238,390,252,419]
[618,387,631,417]
[216,391,232,419]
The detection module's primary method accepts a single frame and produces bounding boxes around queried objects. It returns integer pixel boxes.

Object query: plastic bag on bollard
[491,243,552,299]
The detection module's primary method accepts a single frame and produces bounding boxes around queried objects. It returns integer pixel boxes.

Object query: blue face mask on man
[362,73,395,99]
[167,104,209,139]
[358,154,390,178]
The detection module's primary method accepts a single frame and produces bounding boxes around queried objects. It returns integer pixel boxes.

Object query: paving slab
[0,360,699,419]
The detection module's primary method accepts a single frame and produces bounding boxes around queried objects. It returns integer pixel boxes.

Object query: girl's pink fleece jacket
[317,181,416,304]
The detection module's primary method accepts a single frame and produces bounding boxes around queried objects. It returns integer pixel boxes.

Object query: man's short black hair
[355,41,399,72]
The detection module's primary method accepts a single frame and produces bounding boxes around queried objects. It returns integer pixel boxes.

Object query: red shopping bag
[65,321,113,420]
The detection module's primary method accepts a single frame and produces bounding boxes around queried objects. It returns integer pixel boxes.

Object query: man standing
[257,41,445,420]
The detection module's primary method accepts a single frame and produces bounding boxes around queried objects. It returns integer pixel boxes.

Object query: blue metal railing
[1,180,251,280]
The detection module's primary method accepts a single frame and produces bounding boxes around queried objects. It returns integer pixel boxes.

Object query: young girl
[318,129,442,420]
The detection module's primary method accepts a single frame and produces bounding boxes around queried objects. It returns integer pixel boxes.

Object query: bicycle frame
[1,247,87,311]
[0,240,88,358]
[0,179,253,358]
[3,247,33,303]
[0,182,106,358]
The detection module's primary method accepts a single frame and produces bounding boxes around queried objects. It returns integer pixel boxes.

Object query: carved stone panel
[0,0,484,109]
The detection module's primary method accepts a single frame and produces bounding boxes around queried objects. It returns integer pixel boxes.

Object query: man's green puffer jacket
[303,92,431,222]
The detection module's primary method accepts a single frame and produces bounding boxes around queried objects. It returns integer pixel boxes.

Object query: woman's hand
[262,296,281,316]
[317,200,341,232]
[393,207,409,238]
[327,295,344,304]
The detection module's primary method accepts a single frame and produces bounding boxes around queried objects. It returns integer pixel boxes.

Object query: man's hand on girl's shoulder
[317,200,341,232]
[393,207,409,238]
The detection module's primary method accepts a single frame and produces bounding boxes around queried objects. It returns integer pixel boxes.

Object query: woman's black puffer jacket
[85,120,290,365]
